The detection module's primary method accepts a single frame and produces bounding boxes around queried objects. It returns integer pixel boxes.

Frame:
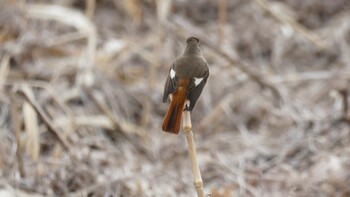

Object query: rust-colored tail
[162,79,189,134]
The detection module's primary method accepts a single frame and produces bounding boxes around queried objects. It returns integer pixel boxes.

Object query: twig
[86,89,152,158]
[340,89,349,120]
[0,80,74,121]
[86,89,146,136]
[16,88,71,150]
[254,0,325,49]
[87,90,124,132]
[200,40,282,102]
[183,111,204,197]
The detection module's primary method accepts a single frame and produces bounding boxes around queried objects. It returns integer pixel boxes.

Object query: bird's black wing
[163,63,178,103]
[186,67,209,111]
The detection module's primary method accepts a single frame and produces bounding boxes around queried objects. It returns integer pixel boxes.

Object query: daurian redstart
[162,37,209,134]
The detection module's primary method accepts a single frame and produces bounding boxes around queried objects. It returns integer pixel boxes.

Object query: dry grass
[1,0,350,196]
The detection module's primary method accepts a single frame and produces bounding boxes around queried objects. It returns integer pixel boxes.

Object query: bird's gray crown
[186,37,199,44]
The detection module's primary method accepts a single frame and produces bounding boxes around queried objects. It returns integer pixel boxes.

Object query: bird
[162,37,209,134]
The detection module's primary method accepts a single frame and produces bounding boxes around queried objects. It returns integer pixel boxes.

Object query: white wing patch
[194,77,203,86]
[170,69,176,79]
[185,100,191,109]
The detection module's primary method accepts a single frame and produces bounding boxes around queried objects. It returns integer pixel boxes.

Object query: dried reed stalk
[156,0,171,23]
[10,92,25,177]
[85,0,96,19]
[22,86,40,161]
[183,111,204,197]
[17,89,71,150]
[0,54,10,92]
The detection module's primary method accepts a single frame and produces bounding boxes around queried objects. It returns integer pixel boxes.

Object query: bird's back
[174,55,208,78]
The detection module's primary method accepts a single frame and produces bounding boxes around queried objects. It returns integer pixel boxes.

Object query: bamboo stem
[182,111,204,197]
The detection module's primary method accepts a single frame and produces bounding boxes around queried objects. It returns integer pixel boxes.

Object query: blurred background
[1,0,350,196]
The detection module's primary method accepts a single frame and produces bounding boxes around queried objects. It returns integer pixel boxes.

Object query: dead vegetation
[1,0,350,196]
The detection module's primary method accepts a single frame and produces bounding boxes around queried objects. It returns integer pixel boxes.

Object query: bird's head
[186,37,200,45]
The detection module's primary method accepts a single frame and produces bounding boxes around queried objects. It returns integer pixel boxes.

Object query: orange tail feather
[162,80,189,134]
